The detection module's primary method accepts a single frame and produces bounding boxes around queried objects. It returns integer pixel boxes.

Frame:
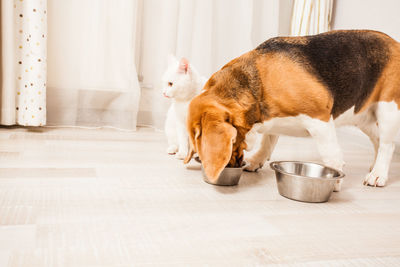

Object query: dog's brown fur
[185,30,400,183]
[359,42,400,112]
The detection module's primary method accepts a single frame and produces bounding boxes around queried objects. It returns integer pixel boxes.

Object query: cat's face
[162,55,196,101]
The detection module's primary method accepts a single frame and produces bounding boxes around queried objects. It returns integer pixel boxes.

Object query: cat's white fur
[244,101,400,191]
[162,55,206,159]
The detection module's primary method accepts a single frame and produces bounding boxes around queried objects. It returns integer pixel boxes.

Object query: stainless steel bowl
[196,156,244,186]
[270,161,345,203]
[201,165,243,186]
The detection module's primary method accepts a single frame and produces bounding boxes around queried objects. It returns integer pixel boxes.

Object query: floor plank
[0,126,399,266]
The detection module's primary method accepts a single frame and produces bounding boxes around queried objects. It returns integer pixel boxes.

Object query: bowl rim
[269,160,345,180]
[200,164,244,171]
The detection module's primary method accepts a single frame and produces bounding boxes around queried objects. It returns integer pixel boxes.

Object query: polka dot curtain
[0,0,47,126]
[14,0,47,126]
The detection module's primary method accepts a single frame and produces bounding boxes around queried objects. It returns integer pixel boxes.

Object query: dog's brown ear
[200,119,237,183]
[184,127,200,164]
[184,147,195,164]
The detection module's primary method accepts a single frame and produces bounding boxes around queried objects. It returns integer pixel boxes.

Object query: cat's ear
[178,57,190,74]
[168,54,178,66]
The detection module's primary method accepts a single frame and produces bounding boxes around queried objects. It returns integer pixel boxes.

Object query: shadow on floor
[0,125,53,133]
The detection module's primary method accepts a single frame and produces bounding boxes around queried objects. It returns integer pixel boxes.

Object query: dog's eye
[168,82,173,87]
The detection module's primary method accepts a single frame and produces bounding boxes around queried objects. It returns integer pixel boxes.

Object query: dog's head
[184,95,247,183]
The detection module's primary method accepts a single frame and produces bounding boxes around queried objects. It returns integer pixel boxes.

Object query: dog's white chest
[255,116,312,137]
[250,106,368,138]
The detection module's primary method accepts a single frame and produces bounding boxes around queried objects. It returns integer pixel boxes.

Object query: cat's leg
[304,117,345,192]
[363,102,400,187]
[245,133,279,172]
[165,106,178,155]
[175,120,189,160]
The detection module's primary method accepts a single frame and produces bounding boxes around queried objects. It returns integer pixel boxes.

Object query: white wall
[278,0,293,36]
[332,0,400,41]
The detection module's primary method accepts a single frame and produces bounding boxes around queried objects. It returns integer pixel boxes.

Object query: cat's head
[162,55,198,101]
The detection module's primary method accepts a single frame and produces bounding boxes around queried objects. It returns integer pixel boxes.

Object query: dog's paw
[175,151,186,160]
[244,157,264,172]
[323,159,345,172]
[363,171,387,187]
[167,145,178,155]
[333,179,343,192]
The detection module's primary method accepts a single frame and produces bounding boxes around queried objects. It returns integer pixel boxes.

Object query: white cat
[162,55,206,159]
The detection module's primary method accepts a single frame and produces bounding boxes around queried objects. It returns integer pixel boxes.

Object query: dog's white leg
[304,117,344,192]
[175,120,189,160]
[165,106,179,155]
[364,102,400,187]
[245,133,279,172]
[359,123,379,171]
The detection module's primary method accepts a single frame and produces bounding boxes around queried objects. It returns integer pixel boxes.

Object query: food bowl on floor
[195,157,243,186]
[270,161,345,203]
[201,165,243,186]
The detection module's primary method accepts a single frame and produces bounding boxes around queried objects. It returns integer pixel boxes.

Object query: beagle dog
[184,30,400,191]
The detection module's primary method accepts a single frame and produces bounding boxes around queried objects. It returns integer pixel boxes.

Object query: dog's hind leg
[303,116,345,191]
[363,101,400,187]
[244,133,279,172]
[359,122,379,171]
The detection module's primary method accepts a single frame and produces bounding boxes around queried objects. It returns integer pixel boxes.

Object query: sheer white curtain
[1,0,47,126]
[137,0,281,129]
[290,0,333,36]
[47,0,141,130]
[2,0,286,130]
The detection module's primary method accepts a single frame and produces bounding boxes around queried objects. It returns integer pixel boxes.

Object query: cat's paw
[175,151,186,160]
[363,170,387,187]
[167,145,178,155]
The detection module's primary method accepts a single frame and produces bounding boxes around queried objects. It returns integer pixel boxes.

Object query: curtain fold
[0,0,47,126]
[290,0,333,36]
[47,0,141,130]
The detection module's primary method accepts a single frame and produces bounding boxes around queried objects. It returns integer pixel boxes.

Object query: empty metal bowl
[201,165,243,186]
[270,161,345,203]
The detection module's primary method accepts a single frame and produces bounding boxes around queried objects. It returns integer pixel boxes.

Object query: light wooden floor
[0,126,399,267]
